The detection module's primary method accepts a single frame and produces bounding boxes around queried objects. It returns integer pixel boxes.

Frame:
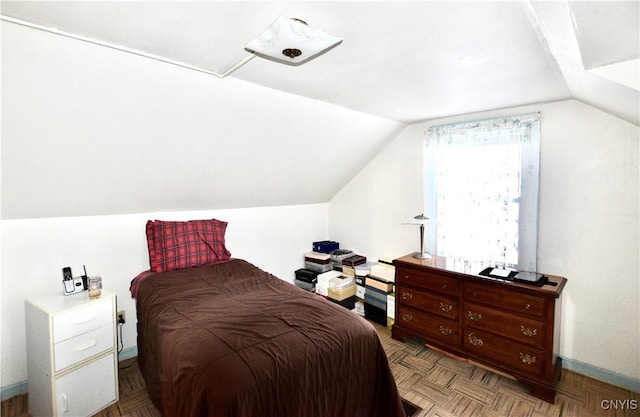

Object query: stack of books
[335,256,368,316]
[294,241,340,293]
[353,262,376,317]
[316,270,341,298]
[363,259,396,327]
[313,267,358,310]
[324,272,357,310]
[295,244,397,322]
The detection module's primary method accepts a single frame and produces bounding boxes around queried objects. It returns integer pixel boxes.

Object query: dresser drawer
[397,286,458,319]
[53,298,114,343]
[396,267,459,296]
[464,328,546,377]
[464,282,546,319]
[397,305,461,345]
[54,323,114,372]
[463,302,547,349]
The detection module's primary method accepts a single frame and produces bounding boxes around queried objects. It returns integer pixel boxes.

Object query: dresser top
[394,254,566,297]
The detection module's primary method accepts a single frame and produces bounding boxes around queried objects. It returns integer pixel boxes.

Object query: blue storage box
[312,240,339,253]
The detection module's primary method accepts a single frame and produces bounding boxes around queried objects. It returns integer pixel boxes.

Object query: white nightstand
[25,291,119,417]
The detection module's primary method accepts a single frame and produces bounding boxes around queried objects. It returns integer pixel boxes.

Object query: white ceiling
[2,1,638,125]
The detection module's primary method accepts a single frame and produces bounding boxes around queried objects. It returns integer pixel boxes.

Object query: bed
[132,219,406,417]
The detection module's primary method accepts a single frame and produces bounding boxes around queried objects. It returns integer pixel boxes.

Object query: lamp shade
[245,16,342,65]
[402,213,430,225]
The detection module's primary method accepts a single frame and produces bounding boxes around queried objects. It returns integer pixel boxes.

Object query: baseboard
[119,345,138,361]
[0,381,28,401]
[563,358,640,393]
[3,351,638,401]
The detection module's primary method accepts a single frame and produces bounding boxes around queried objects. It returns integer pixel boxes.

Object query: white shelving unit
[25,290,119,417]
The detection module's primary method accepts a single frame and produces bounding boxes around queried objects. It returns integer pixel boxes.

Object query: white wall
[330,100,640,387]
[329,123,425,259]
[0,203,328,395]
[1,20,404,219]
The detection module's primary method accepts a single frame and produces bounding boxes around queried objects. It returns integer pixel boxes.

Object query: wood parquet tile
[3,321,638,417]
[374,323,639,417]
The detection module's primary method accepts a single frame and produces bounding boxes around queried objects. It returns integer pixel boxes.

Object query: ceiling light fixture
[245,16,342,66]
[215,16,342,77]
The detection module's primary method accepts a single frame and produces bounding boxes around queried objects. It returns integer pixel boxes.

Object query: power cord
[117,322,124,354]
[116,319,140,370]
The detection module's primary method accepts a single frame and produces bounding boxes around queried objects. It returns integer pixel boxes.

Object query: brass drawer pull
[519,352,537,365]
[403,275,410,280]
[467,332,483,346]
[439,326,452,336]
[441,283,448,289]
[467,311,482,321]
[440,302,453,312]
[525,303,531,310]
[520,325,538,337]
[472,290,479,297]
[401,291,413,300]
[401,313,413,322]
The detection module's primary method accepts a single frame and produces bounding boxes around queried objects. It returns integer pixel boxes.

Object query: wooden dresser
[392,254,567,403]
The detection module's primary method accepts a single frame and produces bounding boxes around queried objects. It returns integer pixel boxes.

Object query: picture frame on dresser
[391,254,567,403]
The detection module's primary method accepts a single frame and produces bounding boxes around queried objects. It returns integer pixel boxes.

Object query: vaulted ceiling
[1,1,638,219]
[2,1,638,126]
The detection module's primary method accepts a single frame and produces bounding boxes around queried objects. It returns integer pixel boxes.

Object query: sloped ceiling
[1,1,638,219]
[3,1,637,125]
[530,1,639,126]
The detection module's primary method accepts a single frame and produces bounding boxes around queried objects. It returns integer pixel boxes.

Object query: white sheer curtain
[425,113,541,271]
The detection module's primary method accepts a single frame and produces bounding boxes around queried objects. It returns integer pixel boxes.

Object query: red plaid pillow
[145,220,159,270]
[146,219,231,273]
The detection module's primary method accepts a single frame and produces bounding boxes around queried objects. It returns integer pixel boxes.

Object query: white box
[387,294,396,319]
[315,283,329,297]
[317,270,342,286]
[356,285,366,299]
[329,275,355,289]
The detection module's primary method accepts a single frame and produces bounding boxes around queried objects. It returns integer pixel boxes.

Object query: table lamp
[403,213,431,259]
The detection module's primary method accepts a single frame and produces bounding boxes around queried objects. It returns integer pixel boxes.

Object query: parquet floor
[3,322,638,417]
[375,323,639,417]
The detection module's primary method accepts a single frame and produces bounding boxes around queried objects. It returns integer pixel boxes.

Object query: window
[425,113,541,271]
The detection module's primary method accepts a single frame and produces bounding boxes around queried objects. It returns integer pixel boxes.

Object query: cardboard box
[328,284,357,301]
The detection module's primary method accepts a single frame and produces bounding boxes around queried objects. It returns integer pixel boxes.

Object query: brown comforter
[136,259,406,417]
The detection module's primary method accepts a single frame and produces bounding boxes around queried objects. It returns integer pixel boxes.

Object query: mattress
[135,258,406,417]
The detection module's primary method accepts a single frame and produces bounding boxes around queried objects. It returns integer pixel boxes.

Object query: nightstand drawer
[53,298,114,343]
[54,323,114,372]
